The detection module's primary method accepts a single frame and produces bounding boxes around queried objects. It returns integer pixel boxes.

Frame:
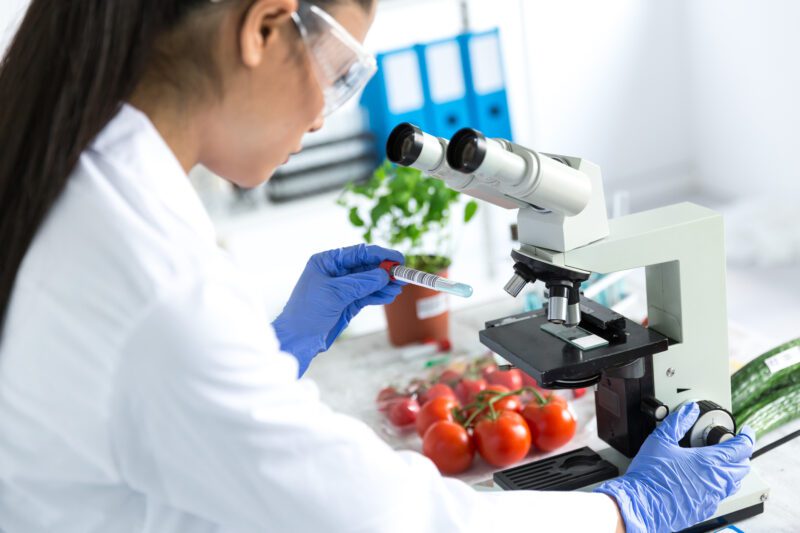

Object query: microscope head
[387,123,610,326]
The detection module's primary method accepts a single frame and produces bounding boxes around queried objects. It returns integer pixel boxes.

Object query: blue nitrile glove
[273,244,405,376]
[595,402,754,533]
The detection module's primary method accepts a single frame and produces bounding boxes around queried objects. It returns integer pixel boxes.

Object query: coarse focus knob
[705,425,735,445]
[641,398,669,422]
[679,400,736,448]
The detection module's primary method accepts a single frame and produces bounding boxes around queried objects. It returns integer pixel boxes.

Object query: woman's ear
[240,0,299,68]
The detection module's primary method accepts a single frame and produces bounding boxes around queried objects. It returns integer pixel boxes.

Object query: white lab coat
[0,104,619,532]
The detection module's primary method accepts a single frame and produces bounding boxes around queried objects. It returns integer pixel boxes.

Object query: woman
[0,1,754,532]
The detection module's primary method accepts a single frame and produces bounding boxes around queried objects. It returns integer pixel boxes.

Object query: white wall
[686,0,800,199]
[373,0,693,189]
[479,0,692,187]
[0,0,28,55]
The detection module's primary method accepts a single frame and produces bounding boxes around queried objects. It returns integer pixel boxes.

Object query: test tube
[379,261,473,298]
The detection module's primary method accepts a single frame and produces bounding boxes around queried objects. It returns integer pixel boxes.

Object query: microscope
[386,123,769,531]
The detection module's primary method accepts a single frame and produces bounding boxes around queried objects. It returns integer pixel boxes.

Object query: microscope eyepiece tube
[386,123,446,171]
[447,128,528,186]
[384,124,525,211]
[447,128,488,173]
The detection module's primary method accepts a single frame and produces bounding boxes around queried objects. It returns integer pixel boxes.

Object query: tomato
[475,385,522,415]
[485,368,523,391]
[480,362,498,381]
[416,397,459,437]
[522,399,577,452]
[489,385,522,413]
[376,386,401,413]
[572,387,588,399]
[473,411,531,467]
[455,378,487,404]
[422,421,474,475]
[418,383,457,407]
[387,397,420,427]
[520,370,540,389]
[438,369,462,387]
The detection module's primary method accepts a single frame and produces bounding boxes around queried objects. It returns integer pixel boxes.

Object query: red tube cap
[379,260,399,280]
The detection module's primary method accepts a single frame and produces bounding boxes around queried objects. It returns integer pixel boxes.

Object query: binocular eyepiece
[386,123,425,167]
[386,123,592,217]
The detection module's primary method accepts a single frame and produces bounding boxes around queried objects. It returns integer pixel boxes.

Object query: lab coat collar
[90,103,218,245]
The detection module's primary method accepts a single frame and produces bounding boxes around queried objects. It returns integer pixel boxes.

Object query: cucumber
[731,337,800,417]
[737,383,800,438]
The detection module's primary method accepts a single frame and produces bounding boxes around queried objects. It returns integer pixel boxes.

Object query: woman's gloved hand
[273,244,404,376]
[595,402,754,533]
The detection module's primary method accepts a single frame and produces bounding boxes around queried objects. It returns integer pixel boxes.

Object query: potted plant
[338,161,478,346]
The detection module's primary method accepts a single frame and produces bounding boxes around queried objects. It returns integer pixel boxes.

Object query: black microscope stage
[480,298,670,388]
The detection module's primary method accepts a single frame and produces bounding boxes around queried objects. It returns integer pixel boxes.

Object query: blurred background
[2,0,798,340]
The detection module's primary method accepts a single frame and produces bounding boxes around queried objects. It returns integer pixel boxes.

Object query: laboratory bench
[305,265,800,533]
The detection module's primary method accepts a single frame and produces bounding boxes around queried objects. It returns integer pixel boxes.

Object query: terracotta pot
[384,270,450,346]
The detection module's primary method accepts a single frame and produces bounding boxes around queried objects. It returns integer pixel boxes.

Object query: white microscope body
[387,123,769,528]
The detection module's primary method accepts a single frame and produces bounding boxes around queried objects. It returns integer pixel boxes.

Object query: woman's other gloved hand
[273,244,404,376]
[595,402,754,533]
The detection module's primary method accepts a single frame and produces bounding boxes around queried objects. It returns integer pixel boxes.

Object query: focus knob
[679,400,736,448]
[641,398,669,422]
[705,425,736,445]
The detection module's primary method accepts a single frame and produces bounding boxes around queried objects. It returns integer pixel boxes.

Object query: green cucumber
[731,337,800,416]
[737,383,800,438]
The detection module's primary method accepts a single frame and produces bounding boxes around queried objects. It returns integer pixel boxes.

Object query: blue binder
[416,37,472,140]
[459,29,513,140]
[360,46,428,158]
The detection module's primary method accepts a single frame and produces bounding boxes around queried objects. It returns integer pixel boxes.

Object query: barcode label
[764,346,800,375]
[393,265,439,290]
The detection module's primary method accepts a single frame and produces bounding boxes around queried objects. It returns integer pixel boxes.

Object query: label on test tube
[379,261,473,298]
[391,265,440,290]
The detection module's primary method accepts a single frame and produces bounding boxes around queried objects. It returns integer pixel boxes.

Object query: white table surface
[305,266,800,532]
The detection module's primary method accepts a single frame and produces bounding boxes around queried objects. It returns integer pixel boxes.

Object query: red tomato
[474,411,531,467]
[418,383,457,407]
[455,378,487,404]
[388,397,420,427]
[520,371,540,389]
[490,385,522,413]
[438,369,462,386]
[416,397,459,437]
[475,385,522,415]
[522,400,577,452]
[485,368,523,391]
[572,387,588,399]
[376,386,400,413]
[480,362,498,381]
[422,421,474,475]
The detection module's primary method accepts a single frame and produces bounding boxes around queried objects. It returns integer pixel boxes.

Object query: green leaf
[464,200,479,223]
[370,197,391,225]
[348,207,365,227]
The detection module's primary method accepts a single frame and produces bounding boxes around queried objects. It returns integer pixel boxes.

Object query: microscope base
[595,445,769,531]
[494,445,769,531]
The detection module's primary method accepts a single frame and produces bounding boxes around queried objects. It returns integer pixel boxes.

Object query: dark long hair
[0,0,217,334]
[0,0,372,335]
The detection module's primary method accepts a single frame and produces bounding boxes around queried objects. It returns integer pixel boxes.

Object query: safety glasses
[291,2,377,116]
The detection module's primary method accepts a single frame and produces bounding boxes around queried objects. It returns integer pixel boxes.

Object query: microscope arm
[528,202,731,412]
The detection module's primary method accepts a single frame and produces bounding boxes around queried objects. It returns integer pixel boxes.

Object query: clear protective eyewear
[291,2,377,116]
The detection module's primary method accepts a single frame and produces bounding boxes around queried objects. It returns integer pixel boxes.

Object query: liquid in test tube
[379,261,473,298]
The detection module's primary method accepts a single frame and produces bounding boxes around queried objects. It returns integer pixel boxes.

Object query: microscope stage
[480,306,669,388]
